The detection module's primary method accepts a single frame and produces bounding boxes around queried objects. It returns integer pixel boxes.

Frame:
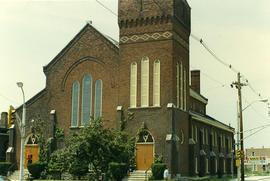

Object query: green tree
[65,118,135,180]
[48,149,68,179]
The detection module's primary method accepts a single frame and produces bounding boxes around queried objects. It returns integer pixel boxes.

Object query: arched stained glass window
[71,81,80,127]
[130,62,137,108]
[153,60,160,106]
[94,79,102,120]
[81,75,92,125]
[141,57,149,107]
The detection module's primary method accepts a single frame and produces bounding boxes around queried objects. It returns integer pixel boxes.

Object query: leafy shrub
[109,162,127,181]
[68,159,88,179]
[87,172,96,181]
[151,163,167,180]
[0,162,11,176]
[48,149,68,179]
[27,161,46,179]
[154,155,163,163]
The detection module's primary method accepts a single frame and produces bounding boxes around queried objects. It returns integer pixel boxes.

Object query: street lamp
[17,82,26,181]
[242,99,268,112]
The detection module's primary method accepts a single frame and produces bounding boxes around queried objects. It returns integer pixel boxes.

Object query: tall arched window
[81,75,92,125]
[176,62,179,108]
[130,62,137,108]
[141,57,149,107]
[153,60,160,106]
[71,81,80,127]
[184,67,187,110]
[94,79,102,120]
[180,62,183,109]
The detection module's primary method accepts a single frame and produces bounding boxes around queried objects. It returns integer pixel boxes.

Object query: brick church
[7,0,235,177]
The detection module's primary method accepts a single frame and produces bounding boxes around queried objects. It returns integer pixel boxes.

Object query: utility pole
[232,72,246,181]
[237,101,240,181]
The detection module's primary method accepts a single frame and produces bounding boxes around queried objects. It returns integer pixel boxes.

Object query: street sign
[245,156,268,165]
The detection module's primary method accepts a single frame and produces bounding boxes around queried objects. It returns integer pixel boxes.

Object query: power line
[244,126,269,140]
[0,93,19,105]
[243,97,269,121]
[191,34,267,101]
[243,123,270,133]
[190,34,239,73]
[95,0,118,17]
[96,0,268,105]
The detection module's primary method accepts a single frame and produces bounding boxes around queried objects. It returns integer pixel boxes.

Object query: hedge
[27,161,46,179]
[109,162,127,181]
[0,162,11,176]
[151,163,167,180]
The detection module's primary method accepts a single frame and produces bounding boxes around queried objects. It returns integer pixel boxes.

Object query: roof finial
[86,20,92,25]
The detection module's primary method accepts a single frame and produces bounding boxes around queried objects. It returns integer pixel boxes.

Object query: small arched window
[81,75,92,125]
[71,81,80,127]
[153,60,160,106]
[94,79,102,120]
[130,62,137,108]
[141,57,149,107]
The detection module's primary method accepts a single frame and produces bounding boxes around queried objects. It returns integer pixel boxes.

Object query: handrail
[145,166,152,181]
[8,162,16,171]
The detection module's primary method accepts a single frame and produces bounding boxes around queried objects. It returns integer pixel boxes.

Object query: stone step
[8,169,29,181]
[125,170,151,181]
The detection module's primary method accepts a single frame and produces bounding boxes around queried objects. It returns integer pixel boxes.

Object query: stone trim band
[120,31,189,50]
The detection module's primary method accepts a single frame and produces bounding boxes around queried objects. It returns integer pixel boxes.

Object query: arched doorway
[24,134,39,168]
[136,130,154,170]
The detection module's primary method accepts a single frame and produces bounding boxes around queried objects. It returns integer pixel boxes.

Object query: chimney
[191,70,200,94]
[0,112,8,128]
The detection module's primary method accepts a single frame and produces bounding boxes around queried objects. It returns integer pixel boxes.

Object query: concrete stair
[124,170,152,181]
[8,169,29,181]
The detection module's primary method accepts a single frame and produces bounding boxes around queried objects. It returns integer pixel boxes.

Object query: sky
[0,0,269,149]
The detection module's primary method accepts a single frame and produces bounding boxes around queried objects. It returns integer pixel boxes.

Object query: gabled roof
[43,22,119,73]
[189,110,234,133]
[182,0,191,9]
[15,88,46,111]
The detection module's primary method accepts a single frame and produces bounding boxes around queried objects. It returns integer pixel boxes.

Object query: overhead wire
[190,33,267,101]
[0,92,19,105]
[95,0,269,118]
[243,123,270,133]
[243,97,269,121]
[244,127,268,140]
[95,0,118,17]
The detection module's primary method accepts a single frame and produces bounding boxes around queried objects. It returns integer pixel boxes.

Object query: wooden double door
[24,145,39,168]
[136,143,154,170]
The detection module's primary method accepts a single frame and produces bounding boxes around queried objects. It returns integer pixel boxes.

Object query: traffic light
[236,149,244,159]
[236,150,241,158]
[8,106,16,127]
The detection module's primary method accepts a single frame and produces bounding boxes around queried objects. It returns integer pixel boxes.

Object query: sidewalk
[230,176,270,181]
[245,176,270,181]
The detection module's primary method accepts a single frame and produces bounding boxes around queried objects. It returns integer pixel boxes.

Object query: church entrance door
[136,143,154,170]
[24,134,39,168]
[136,130,154,170]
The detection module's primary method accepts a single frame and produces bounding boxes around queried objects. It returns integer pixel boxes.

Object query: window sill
[128,106,162,110]
[69,126,81,129]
